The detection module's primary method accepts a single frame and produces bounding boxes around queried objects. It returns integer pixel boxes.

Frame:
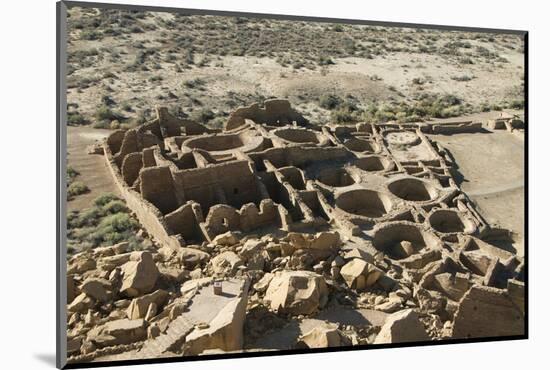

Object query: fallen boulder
[67,256,96,275]
[340,258,383,290]
[212,231,240,246]
[374,309,429,344]
[126,290,169,320]
[80,277,112,303]
[68,293,94,314]
[88,318,147,347]
[210,251,243,276]
[177,247,210,269]
[120,252,159,297]
[264,270,328,315]
[298,323,346,348]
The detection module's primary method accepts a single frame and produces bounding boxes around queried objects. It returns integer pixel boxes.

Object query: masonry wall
[172,161,263,212]
[202,199,283,240]
[103,142,183,250]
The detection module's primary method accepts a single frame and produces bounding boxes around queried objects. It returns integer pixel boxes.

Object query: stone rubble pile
[66,226,524,363]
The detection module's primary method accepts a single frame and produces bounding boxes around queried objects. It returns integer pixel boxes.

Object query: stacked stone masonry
[66,99,524,363]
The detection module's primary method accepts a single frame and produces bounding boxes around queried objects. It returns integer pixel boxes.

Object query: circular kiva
[387,177,438,202]
[343,138,379,153]
[428,209,475,234]
[372,222,441,260]
[354,156,393,172]
[316,167,355,187]
[335,189,393,218]
[385,131,421,146]
[273,128,323,144]
[184,133,263,153]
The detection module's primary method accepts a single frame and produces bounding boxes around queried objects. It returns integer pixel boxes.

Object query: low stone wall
[201,199,285,241]
[225,99,309,131]
[430,121,484,134]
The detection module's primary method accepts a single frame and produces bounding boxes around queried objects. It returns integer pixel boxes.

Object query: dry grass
[66,6,524,128]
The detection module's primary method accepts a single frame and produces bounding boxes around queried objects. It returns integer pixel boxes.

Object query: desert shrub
[101,95,116,106]
[67,193,145,252]
[121,102,133,112]
[318,55,335,66]
[475,45,498,58]
[102,200,128,214]
[507,100,524,109]
[319,94,342,110]
[208,116,226,129]
[67,166,79,183]
[191,108,215,123]
[67,111,88,126]
[197,56,210,67]
[95,105,125,123]
[292,60,305,69]
[70,207,101,228]
[94,193,120,207]
[480,103,491,112]
[84,212,138,247]
[130,26,143,33]
[451,75,474,82]
[102,71,117,79]
[183,78,205,89]
[97,213,137,233]
[80,30,101,40]
[331,106,359,123]
[67,181,89,199]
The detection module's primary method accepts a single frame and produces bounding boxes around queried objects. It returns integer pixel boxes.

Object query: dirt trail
[67,126,118,212]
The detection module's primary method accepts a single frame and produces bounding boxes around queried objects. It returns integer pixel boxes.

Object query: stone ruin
[66,99,525,363]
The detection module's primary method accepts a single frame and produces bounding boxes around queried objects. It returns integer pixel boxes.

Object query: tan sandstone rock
[374,309,429,344]
[80,277,112,303]
[126,289,169,320]
[210,251,243,276]
[178,247,210,269]
[88,318,147,347]
[299,323,346,348]
[340,258,383,290]
[120,251,159,297]
[212,231,240,246]
[264,270,328,315]
[183,279,250,355]
[68,293,95,314]
[67,257,96,275]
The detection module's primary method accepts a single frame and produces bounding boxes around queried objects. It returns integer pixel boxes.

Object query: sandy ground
[67,52,524,126]
[430,130,525,255]
[66,9,524,127]
[67,126,119,212]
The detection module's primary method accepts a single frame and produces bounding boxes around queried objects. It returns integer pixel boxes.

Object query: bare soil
[67,126,118,212]
[65,8,524,129]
